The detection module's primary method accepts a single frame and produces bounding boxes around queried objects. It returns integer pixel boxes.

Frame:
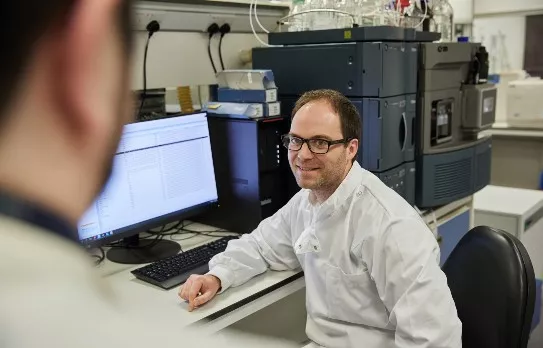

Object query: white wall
[472,0,542,74]
[474,0,543,16]
[448,0,473,24]
[131,31,265,90]
[472,15,526,73]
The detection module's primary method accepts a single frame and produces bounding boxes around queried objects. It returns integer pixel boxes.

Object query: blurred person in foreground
[0,1,295,347]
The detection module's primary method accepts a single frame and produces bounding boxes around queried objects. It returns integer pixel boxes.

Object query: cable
[218,36,225,70]
[171,232,200,242]
[90,247,105,266]
[207,23,220,74]
[171,229,240,242]
[160,221,187,235]
[253,0,270,33]
[218,24,231,71]
[180,227,241,238]
[181,228,230,233]
[413,0,429,30]
[148,220,184,235]
[208,38,218,74]
[250,0,274,47]
[137,20,161,118]
[137,36,151,118]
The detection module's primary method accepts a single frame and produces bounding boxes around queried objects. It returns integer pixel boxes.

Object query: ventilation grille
[434,158,472,200]
[476,151,491,188]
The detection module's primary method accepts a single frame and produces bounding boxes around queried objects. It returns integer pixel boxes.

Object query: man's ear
[55,0,120,140]
[347,138,359,162]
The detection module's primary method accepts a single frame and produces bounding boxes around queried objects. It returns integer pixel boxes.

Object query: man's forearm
[207,235,270,292]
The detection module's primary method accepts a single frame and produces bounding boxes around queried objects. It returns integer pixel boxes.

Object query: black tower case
[195,115,291,234]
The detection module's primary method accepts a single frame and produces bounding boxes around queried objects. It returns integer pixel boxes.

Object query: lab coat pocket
[324,263,389,328]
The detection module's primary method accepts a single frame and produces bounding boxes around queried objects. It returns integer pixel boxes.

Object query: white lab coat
[209,162,463,348]
[0,216,298,348]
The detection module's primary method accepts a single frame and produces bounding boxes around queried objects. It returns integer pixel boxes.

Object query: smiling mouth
[297,165,319,172]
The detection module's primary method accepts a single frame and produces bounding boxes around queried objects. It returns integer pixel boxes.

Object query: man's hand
[178,274,221,312]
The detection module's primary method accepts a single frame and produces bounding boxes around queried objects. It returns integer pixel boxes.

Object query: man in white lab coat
[180,89,463,347]
[0,1,296,347]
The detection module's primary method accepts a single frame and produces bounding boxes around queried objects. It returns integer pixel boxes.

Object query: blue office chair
[443,226,536,348]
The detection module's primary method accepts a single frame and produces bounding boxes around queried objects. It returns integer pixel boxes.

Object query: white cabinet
[474,185,543,279]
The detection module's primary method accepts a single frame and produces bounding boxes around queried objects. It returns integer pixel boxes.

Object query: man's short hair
[292,89,362,153]
[0,1,133,118]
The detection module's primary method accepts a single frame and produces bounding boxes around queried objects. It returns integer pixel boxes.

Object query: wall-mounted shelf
[134,0,289,33]
[206,0,290,8]
[143,0,290,7]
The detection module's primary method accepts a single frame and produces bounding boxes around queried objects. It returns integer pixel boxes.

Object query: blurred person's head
[0,1,133,224]
[285,89,360,203]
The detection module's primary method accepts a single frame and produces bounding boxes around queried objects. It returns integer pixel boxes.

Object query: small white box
[506,79,543,128]
[474,185,543,278]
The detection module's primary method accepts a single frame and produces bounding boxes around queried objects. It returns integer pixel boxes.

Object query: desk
[420,196,474,265]
[98,225,305,339]
[99,203,472,341]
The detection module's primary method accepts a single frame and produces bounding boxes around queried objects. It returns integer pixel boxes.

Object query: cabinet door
[381,42,407,97]
[379,96,406,172]
[437,209,471,266]
[354,100,380,170]
[404,95,416,162]
[521,215,543,280]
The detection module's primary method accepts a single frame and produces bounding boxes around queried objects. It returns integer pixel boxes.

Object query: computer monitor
[78,112,218,264]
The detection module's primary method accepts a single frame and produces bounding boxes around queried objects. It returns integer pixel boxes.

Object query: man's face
[69,1,134,195]
[97,28,133,191]
[288,100,358,192]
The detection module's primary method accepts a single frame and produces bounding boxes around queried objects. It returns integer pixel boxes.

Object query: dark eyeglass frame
[281,134,353,154]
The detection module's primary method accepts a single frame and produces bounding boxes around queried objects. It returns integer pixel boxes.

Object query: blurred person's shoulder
[0,216,298,348]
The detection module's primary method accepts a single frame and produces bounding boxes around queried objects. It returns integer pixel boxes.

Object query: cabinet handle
[401,112,407,152]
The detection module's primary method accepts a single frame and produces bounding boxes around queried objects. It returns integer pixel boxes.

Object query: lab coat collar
[308,162,363,220]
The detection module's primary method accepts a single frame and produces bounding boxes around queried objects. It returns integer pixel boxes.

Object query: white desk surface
[420,196,473,224]
[97,223,304,334]
[97,201,471,335]
[474,185,543,218]
[483,123,543,138]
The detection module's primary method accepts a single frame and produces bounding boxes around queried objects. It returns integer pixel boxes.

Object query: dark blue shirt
[0,191,77,243]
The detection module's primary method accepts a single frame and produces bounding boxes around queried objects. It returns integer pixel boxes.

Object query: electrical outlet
[134,10,165,31]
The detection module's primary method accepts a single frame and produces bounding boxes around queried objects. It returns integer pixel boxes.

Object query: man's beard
[294,150,349,193]
[318,152,348,191]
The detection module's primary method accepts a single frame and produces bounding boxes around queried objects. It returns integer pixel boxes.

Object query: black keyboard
[131,236,238,290]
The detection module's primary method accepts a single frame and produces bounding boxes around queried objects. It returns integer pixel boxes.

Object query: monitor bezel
[80,199,218,248]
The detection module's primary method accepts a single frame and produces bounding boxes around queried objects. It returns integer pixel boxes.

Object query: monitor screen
[78,113,218,245]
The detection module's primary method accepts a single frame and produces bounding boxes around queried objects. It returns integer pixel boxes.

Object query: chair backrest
[443,226,536,348]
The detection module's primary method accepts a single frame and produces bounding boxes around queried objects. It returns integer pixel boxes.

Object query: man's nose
[297,142,314,160]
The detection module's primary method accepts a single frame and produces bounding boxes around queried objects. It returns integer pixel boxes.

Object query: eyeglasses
[281,134,352,154]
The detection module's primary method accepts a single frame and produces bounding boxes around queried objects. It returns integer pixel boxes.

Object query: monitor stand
[106,235,181,264]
